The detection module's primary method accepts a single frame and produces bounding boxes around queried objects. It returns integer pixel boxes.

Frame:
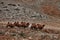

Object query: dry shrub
[41,4,60,17]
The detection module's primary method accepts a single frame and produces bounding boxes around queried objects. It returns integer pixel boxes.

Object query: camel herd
[6,21,45,30]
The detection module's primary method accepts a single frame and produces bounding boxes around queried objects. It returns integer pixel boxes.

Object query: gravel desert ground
[0,0,60,40]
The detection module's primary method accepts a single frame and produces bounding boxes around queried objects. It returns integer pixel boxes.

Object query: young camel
[20,22,30,28]
[6,22,15,28]
[31,23,45,30]
[36,23,45,30]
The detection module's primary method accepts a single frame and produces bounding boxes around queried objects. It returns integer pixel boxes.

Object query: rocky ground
[0,0,60,40]
[0,24,60,40]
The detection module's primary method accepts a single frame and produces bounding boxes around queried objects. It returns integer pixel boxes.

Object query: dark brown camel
[6,22,14,28]
[36,23,45,30]
[20,22,30,28]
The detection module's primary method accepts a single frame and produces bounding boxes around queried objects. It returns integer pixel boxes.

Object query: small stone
[3,6,7,8]
[18,4,20,6]
[5,9,9,11]
[23,39,28,40]
[0,2,4,4]
[28,37,32,40]
[8,4,16,6]
[0,10,2,11]
[14,8,20,11]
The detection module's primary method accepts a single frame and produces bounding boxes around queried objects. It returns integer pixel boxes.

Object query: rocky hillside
[0,0,60,26]
[0,0,60,22]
